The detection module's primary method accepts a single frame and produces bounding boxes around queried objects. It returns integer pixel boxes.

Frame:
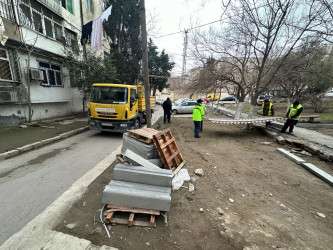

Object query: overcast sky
[145,0,223,76]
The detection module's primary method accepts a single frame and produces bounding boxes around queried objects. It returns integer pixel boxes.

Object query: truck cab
[207,93,220,101]
[88,83,154,132]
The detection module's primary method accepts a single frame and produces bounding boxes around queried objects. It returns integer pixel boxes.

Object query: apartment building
[0,0,108,126]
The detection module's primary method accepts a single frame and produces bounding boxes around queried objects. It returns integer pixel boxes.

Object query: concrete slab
[113,164,172,187]
[43,231,92,250]
[123,149,161,169]
[102,180,171,211]
[121,133,158,159]
[301,163,333,186]
[277,148,306,165]
[148,158,163,168]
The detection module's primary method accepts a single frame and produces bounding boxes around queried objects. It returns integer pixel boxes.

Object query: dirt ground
[55,113,333,250]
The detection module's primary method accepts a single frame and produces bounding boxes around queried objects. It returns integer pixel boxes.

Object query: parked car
[220,96,237,103]
[174,98,191,106]
[324,90,333,97]
[172,100,198,114]
[256,94,272,106]
[156,99,165,105]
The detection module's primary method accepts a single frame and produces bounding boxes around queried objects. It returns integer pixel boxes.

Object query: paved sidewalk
[0,116,88,154]
[209,105,333,161]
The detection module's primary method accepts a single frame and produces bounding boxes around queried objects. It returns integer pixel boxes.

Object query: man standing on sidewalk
[193,99,204,138]
[281,100,303,134]
[262,99,274,127]
[162,98,172,123]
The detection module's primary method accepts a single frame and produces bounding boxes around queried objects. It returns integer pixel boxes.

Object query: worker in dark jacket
[193,99,204,138]
[162,98,172,123]
[262,99,274,127]
[281,100,303,134]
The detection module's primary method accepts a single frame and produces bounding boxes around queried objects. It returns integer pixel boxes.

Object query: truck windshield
[90,86,128,104]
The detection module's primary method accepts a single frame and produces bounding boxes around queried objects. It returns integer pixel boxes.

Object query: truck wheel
[134,119,140,129]
[173,110,178,115]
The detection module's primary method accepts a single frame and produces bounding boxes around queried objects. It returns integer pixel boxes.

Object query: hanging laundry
[101,5,112,21]
[81,21,93,45]
[91,5,112,52]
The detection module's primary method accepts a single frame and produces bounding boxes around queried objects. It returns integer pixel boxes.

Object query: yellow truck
[88,83,156,132]
[207,93,220,101]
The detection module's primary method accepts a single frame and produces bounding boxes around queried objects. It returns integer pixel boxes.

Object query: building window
[84,0,92,12]
[0,48,13,81]
[64,28,77,49]
[38,61,63,87]
[62,0,73,14]
[18,0,64,41]
[0,0,15,21]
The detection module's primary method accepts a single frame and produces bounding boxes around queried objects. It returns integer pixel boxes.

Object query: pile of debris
[102,128,186,228]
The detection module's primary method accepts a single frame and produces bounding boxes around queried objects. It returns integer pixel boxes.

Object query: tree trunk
[27,51,32,123]
[235,102,244,119]
[217,88,222,107]
[247,93,258,118]
[286,98,291,113]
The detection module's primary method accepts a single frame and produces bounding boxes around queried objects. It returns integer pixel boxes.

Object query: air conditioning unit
[0,90,19,103]
[28,68,44,81]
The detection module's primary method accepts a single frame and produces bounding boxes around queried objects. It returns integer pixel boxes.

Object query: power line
[152,2,274,39]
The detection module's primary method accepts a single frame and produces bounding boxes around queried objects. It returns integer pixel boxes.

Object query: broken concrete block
[102,180,171,211]
[276,136,285,145]
[113,163,172,187]
[121,133,158,159]
[277,148,305,165]
[123,149,160,169]
[301,162,333,186]
[195,169,204,177]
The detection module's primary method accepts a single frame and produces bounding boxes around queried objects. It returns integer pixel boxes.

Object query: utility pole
[140,0,151,127]
[79,0,88,116]
[181,29,188,82]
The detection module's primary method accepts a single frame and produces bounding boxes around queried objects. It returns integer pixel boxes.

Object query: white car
[324,90,333,97]
[174,98,191,106]
[172,100,198,114]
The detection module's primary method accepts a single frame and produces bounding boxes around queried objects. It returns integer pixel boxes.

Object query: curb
[0,126,89,161]
[0,145,122,250]
[257,126,333,163]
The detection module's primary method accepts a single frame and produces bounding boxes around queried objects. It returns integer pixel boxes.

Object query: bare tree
[190,0,331,118]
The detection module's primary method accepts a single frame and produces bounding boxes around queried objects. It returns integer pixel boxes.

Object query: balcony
[0,0,15,22]
[37,0,61,15]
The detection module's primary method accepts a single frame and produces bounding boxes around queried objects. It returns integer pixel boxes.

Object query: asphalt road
[0,106,163,245]
[0,130,124,244]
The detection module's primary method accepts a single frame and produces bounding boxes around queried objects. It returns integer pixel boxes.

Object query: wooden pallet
[153,129,186,176]
[104,204,160,228]
[116,153,129,164]
[127,128,160,144]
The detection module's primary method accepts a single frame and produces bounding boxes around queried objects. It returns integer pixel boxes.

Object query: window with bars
[0,0,15,21]
[38,61,63,87]
[18,0,64,42]
[64,28,77,50]
[0,48,13,81]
